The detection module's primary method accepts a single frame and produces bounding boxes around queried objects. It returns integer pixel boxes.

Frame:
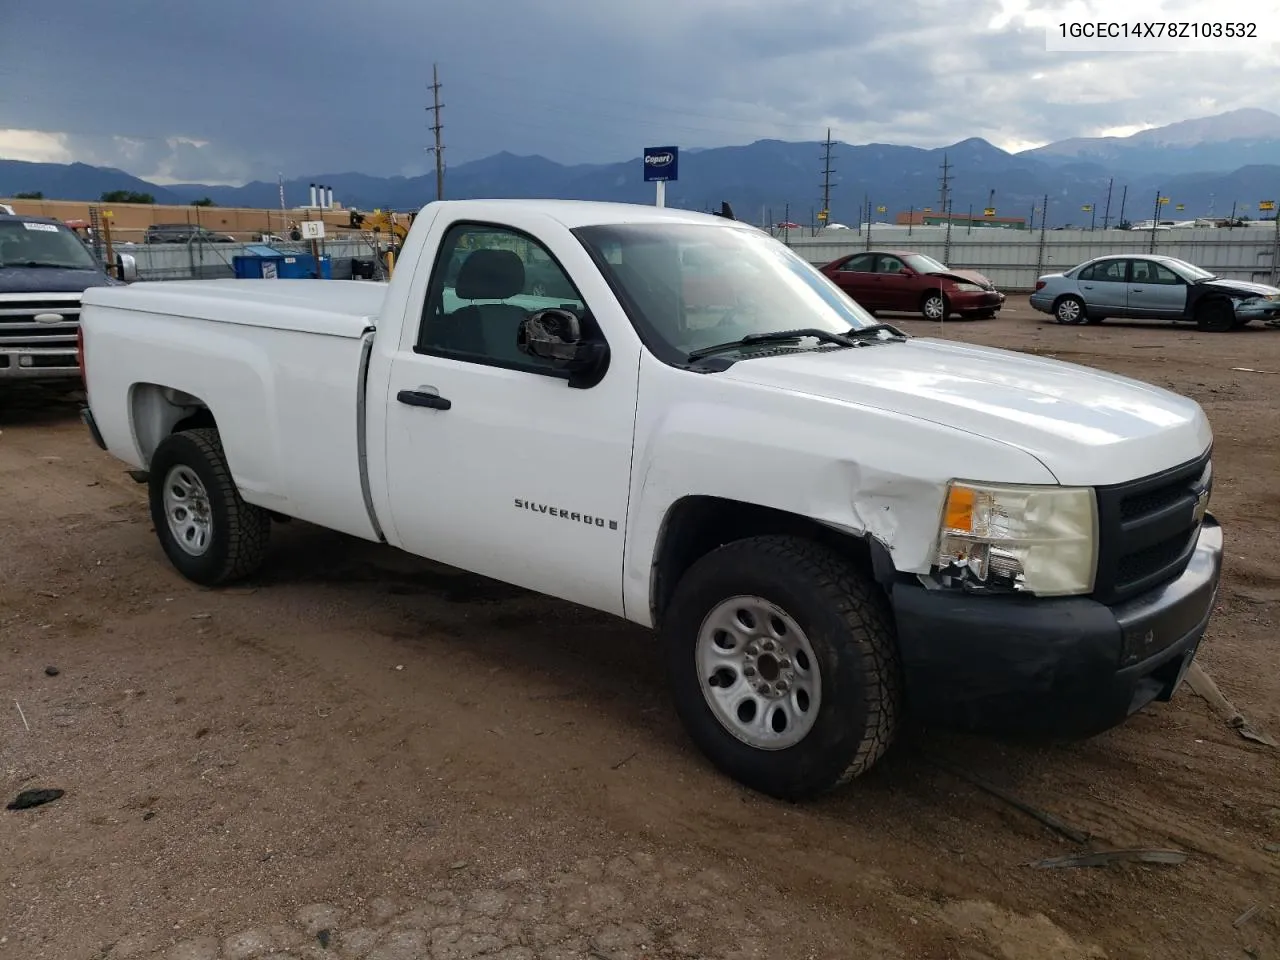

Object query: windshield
[904,253,949,274]
[1164,258,1216,281]
[572,221,878,363]
[0,220,100,270]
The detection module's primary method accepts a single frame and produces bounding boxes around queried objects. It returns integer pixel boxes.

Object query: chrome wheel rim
[924,296,944,320]
[163,465,213,557]
[696,596,822,751]
[1057,299,1082,323]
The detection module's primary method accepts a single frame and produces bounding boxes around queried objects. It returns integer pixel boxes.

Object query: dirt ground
[2,298,1278,960]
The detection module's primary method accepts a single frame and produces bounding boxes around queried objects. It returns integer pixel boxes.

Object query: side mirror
[517,309,608,386]
[899,267,913,276]
[518,308,585,365]
[116,252,138,282]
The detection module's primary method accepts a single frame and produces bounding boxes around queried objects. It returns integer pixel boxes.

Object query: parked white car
[78,199,1223,800]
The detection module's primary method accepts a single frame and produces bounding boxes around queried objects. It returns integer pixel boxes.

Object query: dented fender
[620,358,1058,627]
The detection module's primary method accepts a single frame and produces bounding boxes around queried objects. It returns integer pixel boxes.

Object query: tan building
[0,197,359,243]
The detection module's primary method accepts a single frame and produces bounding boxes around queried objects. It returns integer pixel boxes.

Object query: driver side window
[417,223,587,374]
[876,255,905,273]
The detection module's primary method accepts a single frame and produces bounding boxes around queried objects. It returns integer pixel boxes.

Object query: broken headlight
[935,481,1098,596]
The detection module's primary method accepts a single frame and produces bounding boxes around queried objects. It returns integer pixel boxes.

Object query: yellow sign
[1158,196,1170,204]
[817,210,828,220]
[876,205,886,213]
[1081,204,1093,212]
[1175,204,1184,211]
[1260,200,1276,211]
[923,207,933,214]
[983,208,995,216]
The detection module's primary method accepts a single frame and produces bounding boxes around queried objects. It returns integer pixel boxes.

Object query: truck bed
[80,279,388,542]
[86,279,387,338]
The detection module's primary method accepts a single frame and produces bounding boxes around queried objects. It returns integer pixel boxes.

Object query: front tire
[921,292,948,321]
[661,535,902,801]
[148,428,271,586]
[1196,298,1235,332]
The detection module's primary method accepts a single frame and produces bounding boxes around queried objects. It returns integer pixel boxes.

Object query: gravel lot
[2,298,1278,960]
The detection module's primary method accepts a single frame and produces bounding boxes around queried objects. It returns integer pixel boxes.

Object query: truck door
[380,220,636,617]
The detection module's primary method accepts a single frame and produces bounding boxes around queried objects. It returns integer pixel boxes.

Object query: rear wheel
[1196,298,1235,332]
[148,428,271,586]
[661,535,902,801]
[921,292,948,321]
[1054,296,1087,324]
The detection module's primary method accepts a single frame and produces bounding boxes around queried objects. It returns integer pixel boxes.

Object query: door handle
[1131,287,1143,292]
[397,388,452,410]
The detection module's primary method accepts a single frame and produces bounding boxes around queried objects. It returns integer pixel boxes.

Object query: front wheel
[148,428,271,586]
[1196,298,1236,332]
[661,535,902,801]
[921,292,948,321]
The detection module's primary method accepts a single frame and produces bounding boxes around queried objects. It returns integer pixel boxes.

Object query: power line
[820,128,835,223]
[428,63,445,201]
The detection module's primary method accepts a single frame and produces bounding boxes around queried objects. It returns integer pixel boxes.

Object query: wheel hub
[163,464,214,557]
[696,596,822,751]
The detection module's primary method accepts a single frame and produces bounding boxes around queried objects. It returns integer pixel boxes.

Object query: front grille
[1093,449,1212,605]
[0,296,82,349]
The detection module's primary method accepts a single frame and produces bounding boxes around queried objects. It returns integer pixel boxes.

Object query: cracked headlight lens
[936,482,1098,596]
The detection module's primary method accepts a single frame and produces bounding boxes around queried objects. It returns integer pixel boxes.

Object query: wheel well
[129,382,217,467]
[651,496,891,627]
[921,288,946,305]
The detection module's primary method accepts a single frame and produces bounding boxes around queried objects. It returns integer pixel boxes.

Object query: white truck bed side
[80,280,384,541]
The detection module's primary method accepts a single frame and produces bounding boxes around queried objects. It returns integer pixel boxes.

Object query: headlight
[935,482,1098,596]
[952,282,984,292]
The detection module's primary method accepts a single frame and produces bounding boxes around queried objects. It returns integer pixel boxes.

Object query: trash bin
[350,258,376,280]
[232,244,287,279]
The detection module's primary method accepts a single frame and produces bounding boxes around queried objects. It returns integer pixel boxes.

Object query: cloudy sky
[2,0,1276,185]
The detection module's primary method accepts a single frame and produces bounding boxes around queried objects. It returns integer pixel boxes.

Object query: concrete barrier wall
[783,226,1280,291]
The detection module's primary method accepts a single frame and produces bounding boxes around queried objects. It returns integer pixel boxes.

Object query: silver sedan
[1029,254,1280,331]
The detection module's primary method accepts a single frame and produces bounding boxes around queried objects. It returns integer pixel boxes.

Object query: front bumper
[891,515,1224,738]
[0,347,80,379]
[953,290,1006,314]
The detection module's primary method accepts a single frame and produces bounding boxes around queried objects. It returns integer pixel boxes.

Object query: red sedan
[819,249,1006,320]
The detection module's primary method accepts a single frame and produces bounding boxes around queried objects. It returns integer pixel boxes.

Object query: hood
[938,268,993,288]
[1202,277,1280,298]
[0,265,116,294]
[720,338,1211,487]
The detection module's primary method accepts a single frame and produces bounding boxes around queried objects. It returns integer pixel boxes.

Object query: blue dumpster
[232,244,332,280]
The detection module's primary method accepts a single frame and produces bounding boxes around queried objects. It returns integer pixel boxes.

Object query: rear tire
[148,428,271,586]
[661,535,902,801]
[1054,296,1087,324]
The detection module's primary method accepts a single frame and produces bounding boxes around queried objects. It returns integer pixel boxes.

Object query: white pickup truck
[78,199,1223,800]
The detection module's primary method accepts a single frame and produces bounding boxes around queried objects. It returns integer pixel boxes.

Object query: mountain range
[3,109,1280,228]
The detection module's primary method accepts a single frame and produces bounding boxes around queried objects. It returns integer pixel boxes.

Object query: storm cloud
[1,0,1275,184]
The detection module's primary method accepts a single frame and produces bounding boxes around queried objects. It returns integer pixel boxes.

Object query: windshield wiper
[687,327,860,362]
[8,261,84,269]
[846,322,909,341]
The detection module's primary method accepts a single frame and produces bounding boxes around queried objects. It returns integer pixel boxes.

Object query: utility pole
[820,129,835,225]
[1118,185,1128,227]
[1149,190,1161,253]
[1101,177,1114,229]
[428,63,445,201]
[938,153,952,214]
